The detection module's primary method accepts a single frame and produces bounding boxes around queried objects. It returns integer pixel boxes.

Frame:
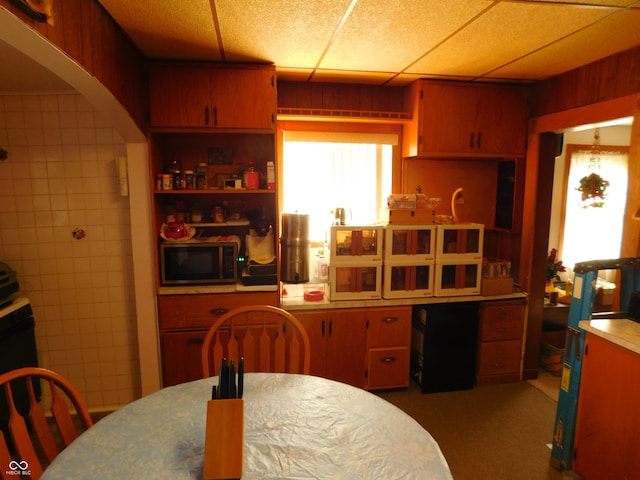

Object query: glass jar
[244,162,259,189]
[196,163,208,190]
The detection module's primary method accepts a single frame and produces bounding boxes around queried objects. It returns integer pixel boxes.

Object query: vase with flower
[546,248,566,295]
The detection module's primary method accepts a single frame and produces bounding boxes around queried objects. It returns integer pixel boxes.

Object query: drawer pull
[493,362,505,367]
[380,356,397,363]
[187,337,204,345]
[382,316,398,324]
[496,328,506,333]
[210,308,229,315]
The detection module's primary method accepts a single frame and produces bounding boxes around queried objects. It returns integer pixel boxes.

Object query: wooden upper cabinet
[403,80,529,158]
[148,63,276,130]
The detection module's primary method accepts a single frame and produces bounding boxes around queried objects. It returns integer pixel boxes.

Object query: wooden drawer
[367,346,409,389]
[367,306,412,347]
[479,301,525,342]
[477,340,521,376]
[158,292,279,329]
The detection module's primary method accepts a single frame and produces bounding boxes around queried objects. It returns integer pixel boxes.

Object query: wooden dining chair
[201,305,311,378]
[0,367,93,480]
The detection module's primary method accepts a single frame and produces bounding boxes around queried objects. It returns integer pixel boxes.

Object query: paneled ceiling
[1,0,639,93]
[96,0,640,85]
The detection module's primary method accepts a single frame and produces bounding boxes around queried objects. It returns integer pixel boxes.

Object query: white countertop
[157,283,526,309]
[580,318,640,355]
[283,291,527,311]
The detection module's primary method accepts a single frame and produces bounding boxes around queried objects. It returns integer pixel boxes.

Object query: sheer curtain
[561,149,628,271]
[282,140,392,243]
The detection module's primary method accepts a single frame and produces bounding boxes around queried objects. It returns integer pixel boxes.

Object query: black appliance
[411,303,479,393]
[0,297,40,432]
[0,261,20,308]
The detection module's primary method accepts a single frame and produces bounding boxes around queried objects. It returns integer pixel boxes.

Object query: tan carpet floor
[376,376,578,480]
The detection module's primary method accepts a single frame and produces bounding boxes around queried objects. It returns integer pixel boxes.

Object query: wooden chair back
[202,305,311,377]
[0,367,93,480]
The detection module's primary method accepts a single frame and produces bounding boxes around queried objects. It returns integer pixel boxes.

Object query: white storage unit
[382,263,434,299]
[435,223,484,262]
[383,225,436,263]
[328,264,382,301]
[434,260,482,297]
[327,225,384,265]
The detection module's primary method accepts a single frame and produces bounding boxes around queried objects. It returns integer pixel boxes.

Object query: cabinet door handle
[210,307,229,315]
[328,320,333,336]
[213,106,218,126]
[477,132,482,148]
[321,320,325,337]
[187,337,204,345]
[382,316,398,324]
[205,106,210,125]
[380,356,397,363]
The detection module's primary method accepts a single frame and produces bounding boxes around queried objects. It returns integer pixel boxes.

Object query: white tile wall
[0,93,141,410]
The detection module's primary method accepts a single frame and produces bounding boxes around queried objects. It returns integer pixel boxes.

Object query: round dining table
[42,373,453,479]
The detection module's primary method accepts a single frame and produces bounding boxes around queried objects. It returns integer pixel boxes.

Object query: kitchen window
[281,124,401,243]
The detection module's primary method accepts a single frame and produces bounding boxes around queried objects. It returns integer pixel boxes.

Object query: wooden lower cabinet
[294,306,411,390]
[573,333,640,479]
[161,330,208,387]
[158,292,279,387]
[294,309,368,388]
[476,299,526,385]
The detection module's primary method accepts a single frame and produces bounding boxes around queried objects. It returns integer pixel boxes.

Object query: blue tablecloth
[42,373,452,479]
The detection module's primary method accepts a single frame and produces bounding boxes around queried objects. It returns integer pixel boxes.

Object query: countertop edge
[580,318,640,356]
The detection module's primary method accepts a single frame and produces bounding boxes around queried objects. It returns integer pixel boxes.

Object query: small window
[282,128,397,243]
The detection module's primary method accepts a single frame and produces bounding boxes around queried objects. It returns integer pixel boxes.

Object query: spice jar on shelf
[243,162,259,189]
[184,170,194,190]
[196,163,208,190]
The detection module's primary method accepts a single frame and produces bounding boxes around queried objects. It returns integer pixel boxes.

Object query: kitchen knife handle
[238,357,244,399]
[219,358,228,398]
[228,361,236,399]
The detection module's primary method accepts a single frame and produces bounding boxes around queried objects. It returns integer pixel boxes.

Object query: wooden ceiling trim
[208,0,225,61]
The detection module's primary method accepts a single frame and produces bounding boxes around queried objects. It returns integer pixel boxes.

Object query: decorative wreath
[577,172,609,208]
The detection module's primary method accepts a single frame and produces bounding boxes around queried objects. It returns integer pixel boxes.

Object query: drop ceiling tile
[319,0,492,72]
[405,2,619,77]
[215,0,352,66]
[489,8,640,79]
[98,0,221,60]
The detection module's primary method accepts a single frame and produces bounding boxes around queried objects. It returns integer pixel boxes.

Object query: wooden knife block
[203,399,244,480]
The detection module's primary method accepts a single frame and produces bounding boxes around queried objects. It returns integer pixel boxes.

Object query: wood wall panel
[615,48,640,98]
[277,81,406,114]
[2,0,146,132]
[533,46,640,116]
[60,0,85,69]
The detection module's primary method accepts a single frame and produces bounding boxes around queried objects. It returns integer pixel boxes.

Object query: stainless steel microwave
[160,241,238,286]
